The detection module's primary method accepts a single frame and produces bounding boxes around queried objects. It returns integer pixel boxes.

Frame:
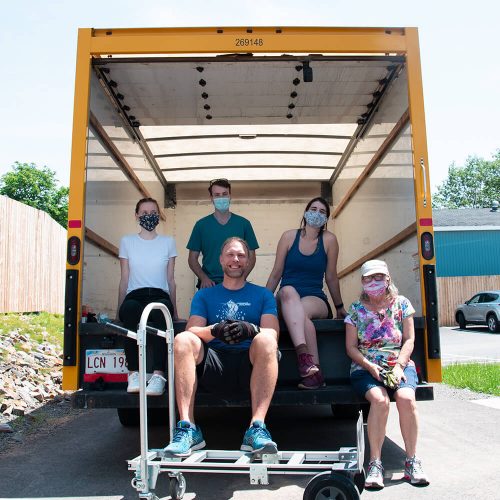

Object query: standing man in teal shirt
[187,178,259,288]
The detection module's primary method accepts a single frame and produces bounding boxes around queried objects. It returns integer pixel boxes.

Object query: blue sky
[1,0,498,190]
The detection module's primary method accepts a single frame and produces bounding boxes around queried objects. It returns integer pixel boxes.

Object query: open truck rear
[63,27,441,424]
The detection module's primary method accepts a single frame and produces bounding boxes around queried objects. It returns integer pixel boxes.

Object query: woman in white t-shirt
[117,198,178,396]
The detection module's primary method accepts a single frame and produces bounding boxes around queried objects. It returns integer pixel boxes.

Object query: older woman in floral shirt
[345,260,429,490]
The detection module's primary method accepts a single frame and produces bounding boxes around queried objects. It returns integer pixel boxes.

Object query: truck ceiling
[87,54,408,184]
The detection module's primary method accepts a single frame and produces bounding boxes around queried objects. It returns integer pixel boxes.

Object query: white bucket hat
[360,259,389,277]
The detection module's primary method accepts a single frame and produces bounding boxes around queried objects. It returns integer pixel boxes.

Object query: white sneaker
[146,374,166,396]
[404,456,429,485]
[127,372,140,393]
[365,459,384,489]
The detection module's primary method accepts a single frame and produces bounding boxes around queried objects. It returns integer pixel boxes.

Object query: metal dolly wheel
[106,303,365,500]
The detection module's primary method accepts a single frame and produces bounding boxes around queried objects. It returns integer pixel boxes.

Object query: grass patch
[443,362,500,396]
[0,313,63,362]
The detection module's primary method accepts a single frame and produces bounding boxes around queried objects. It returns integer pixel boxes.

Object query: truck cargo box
[63,27,441,422]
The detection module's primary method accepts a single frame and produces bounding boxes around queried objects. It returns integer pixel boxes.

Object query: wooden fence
[437,275,500,326]
[0,196,66,314]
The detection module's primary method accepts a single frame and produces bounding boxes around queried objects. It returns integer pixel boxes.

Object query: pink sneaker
[297,353,320,378]
[298,370,326,390]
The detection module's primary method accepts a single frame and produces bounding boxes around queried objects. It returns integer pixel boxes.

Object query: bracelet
[396,361,406,368]
[334,302,344,309]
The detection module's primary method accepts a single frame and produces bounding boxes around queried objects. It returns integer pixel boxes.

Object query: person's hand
[392,364,406,384]
[335,307,348,319]
[366,361,383,381]
[200,276,216,288]
[211,320,260,344]
[211,321,229,340]
[224,320,260,343]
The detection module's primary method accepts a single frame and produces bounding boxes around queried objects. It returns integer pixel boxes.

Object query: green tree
[432,151,500,209]
[0,162,69,227]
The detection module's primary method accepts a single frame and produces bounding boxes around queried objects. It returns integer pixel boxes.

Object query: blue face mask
[304,210,327,228]
[213,197,230,212]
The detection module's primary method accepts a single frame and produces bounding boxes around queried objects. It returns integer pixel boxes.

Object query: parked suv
[455,291,500,333]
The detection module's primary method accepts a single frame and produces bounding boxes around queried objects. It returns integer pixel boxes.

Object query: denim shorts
[350,363,418,398]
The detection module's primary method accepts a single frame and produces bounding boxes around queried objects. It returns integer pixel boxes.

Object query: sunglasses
[209,178,229,187]
[362,274,387,282]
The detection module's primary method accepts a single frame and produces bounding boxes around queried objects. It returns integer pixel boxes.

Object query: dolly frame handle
[107,303,175,496]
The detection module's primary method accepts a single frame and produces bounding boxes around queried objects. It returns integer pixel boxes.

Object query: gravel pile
[0,329,69,432]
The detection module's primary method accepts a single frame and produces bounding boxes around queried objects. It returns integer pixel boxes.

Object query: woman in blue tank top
[266,197,346,389]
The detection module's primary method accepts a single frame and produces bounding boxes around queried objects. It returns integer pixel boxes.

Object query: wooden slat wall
[437,275,500,326]
[0,196,66,314]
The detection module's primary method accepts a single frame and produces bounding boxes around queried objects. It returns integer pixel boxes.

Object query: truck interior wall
[83,180,330,319]
[83,173,422,318]
[331,128,421,312]
[82,61,422,320]
[339,239,422,313]
[330,69,422,312]
[82,241,119,313]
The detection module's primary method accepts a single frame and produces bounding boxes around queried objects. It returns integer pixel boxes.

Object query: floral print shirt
[344,296,415,373]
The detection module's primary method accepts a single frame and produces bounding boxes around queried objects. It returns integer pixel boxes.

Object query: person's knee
[369,392,390,411]
[250,334,278,361]
[396,392,417,413]
[253,332,277,351]
[279,286,300,303]
[174,331,200,357]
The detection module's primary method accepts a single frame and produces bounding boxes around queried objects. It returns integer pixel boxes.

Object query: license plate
[85,349,127,374]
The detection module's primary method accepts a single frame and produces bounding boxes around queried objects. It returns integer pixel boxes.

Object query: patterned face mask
[138,213,159,231]
[304,210,327,228]
[213,197,231,212]
[362,280,387,297]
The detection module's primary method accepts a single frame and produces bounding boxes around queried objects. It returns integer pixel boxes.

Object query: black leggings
[119,288,174,372]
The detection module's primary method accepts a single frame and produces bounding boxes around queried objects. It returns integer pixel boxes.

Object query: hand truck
[106,303,365,500]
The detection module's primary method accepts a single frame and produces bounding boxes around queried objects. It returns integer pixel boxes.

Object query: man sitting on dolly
[164,237,280,456]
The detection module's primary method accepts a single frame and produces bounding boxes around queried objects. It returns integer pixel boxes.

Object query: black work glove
[211,320,230,340]
[212,319,260,344]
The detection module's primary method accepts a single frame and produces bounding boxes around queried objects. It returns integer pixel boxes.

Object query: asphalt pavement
[439,325,500,365]
[0,327,498,499]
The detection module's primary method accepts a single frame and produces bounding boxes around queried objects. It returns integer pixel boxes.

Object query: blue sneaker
[240,421,278,454]
[163,421,206,457]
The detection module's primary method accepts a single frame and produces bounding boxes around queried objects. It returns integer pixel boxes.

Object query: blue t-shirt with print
[190,282,277,351]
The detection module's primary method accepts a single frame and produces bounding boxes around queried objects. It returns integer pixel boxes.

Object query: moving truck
[64,27,441,425]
